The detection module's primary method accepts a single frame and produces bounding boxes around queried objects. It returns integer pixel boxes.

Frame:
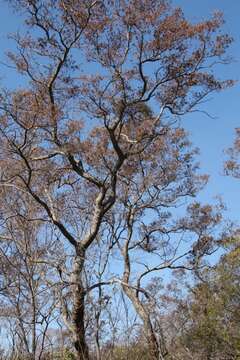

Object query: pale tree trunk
[121,212,168,360]
[122,286,167,360]
[95,332,101,360]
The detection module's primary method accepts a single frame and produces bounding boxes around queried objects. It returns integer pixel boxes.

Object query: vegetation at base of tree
[176,238,240,360]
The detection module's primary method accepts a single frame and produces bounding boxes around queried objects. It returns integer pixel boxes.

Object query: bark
[121,222,166,360]
[71,246,89,360]
[95,332,101,360]
[122,286,166,360]
[30,286,36,360]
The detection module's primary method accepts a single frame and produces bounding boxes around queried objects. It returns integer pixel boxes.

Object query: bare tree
[104,123,226,359]
[0,192,58,359]
[0,0,232,358]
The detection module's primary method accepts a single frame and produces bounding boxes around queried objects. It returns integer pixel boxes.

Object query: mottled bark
[71,247,89,360]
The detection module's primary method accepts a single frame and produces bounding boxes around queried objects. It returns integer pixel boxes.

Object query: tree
[225,128,240,178]
[172,237,240,360]
[0,0,232,358]
[0,191,59,359]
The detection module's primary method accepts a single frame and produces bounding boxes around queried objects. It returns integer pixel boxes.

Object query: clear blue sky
[172,0,240,222]
[0,0,239,222]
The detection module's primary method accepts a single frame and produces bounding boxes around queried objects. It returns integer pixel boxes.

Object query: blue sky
[0,0,239,222]
[172,0,240,222]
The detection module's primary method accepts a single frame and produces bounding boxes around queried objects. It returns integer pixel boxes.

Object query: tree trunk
[71,247,89,360]
[31,290,36,360]
[122,286,166,360]
[145,317,162,360]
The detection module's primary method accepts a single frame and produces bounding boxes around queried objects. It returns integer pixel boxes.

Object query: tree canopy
[0,1,237,359]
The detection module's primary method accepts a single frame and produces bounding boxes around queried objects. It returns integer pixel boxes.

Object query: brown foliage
[0,1,233,358]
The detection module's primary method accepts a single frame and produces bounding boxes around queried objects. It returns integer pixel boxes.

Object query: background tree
[0,193,59,359]
[225,128,240,178]
[165,235,240,360]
